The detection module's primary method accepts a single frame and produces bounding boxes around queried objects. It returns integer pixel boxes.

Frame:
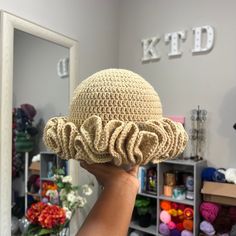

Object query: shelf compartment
[129,221,156,235]
[159,194,194,206]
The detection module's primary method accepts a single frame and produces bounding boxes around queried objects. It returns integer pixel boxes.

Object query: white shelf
[138,192,157,199]
[163,158,205,166]
[40,177,54,181]
[129,221,156,235]
[158,194,194,206]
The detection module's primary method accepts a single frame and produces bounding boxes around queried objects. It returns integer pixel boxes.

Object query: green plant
[134,196,151,216]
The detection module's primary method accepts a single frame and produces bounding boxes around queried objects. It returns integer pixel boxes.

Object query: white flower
[63,207,72,219]
[46,189,58,198]
[82,184,93,196]
[67,191,76,203]
[76,195,87,208]
[62,175,72,183]
[52,174,60,181]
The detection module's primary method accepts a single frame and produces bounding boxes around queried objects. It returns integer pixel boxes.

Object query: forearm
[77,176,139,236]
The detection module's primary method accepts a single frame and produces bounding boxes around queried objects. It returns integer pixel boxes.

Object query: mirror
[0,11,79,235]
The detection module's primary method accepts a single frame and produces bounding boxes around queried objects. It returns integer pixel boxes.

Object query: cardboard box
[201,181,236,206]
[29,161,40,174]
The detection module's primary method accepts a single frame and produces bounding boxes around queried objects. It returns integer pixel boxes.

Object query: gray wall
[13,30,69,151]
[118,0,236,168]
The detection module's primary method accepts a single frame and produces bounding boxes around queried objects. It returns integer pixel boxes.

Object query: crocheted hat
[43,69,188,166]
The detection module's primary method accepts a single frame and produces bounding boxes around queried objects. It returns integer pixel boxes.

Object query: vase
[138,213,151,227]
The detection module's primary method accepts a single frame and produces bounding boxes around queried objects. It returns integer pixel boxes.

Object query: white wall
[1,0,119,232]
[118,0,236,168]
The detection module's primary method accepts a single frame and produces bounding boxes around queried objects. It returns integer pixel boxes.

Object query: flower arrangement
[25,168,93,236]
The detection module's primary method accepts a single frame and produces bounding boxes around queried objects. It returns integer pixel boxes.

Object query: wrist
[105,174,139,193]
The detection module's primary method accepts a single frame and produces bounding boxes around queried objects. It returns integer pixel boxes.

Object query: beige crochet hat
[43,69,188,166]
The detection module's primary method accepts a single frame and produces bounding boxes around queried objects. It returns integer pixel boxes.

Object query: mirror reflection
[12,29,69,235]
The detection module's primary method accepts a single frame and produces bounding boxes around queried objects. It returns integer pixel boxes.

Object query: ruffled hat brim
[43,115,188,166]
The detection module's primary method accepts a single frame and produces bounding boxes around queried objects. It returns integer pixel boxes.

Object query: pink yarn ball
[200,202,220,223]
[168,221,176,230]
[160,210,171,224]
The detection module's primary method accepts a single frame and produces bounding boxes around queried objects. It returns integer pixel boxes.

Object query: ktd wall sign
[141,25,215,62]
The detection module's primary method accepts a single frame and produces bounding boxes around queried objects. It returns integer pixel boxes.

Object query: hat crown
[69,69,162,127]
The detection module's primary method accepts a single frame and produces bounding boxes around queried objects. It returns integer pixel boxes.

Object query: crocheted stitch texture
[44,69,188,166]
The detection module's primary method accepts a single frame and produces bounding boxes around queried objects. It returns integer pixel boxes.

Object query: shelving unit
[129,159,207,236]
[40,152,68,198]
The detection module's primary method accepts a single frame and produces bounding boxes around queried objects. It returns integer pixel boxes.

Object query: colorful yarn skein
[200,221,215,236]
[200,202,220,223]
[159,223,170,236]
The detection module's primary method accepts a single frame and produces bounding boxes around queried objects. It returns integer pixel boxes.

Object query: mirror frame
[0,11,79,235]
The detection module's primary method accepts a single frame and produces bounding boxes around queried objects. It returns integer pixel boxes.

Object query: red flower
[38,205,66,229]
[26,202,47,224]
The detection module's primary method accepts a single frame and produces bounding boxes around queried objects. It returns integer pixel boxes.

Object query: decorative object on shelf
[185,175,194,192]
[25,168,93,236]
[189,106,207,161]
[146,166,157,193]
[173,186,186,200]
[164,172,176,186]
[134,196,152,227]
[47,161,54,178]
[19,216,30,234]
[164,185,173,197]
[44,69,188,166]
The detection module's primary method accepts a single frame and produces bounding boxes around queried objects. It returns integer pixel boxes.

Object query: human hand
[80,161,139,191]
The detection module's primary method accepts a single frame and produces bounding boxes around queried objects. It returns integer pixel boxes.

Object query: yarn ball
[200,221,215,236]
[202,167,217,181]
[172,216,181,224]
[200,202,220,223]
[181,230,193,236]
[230,224,236,236]
[229,207,236,223]
[159,223,170,236]
[178,209,183,216]
[168,221,176,230]
[160,210,171,224]
[212,169,226,182]
[161,200,172,211]
[176,223,184,231]
[213,214,232,234]
[184,208,193,220]
[183,219,193,231]
[225,168,236,184]
[170,229,181,236]
[171,202,179,210]
[169,209,178,217]
[178,204,186,211]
